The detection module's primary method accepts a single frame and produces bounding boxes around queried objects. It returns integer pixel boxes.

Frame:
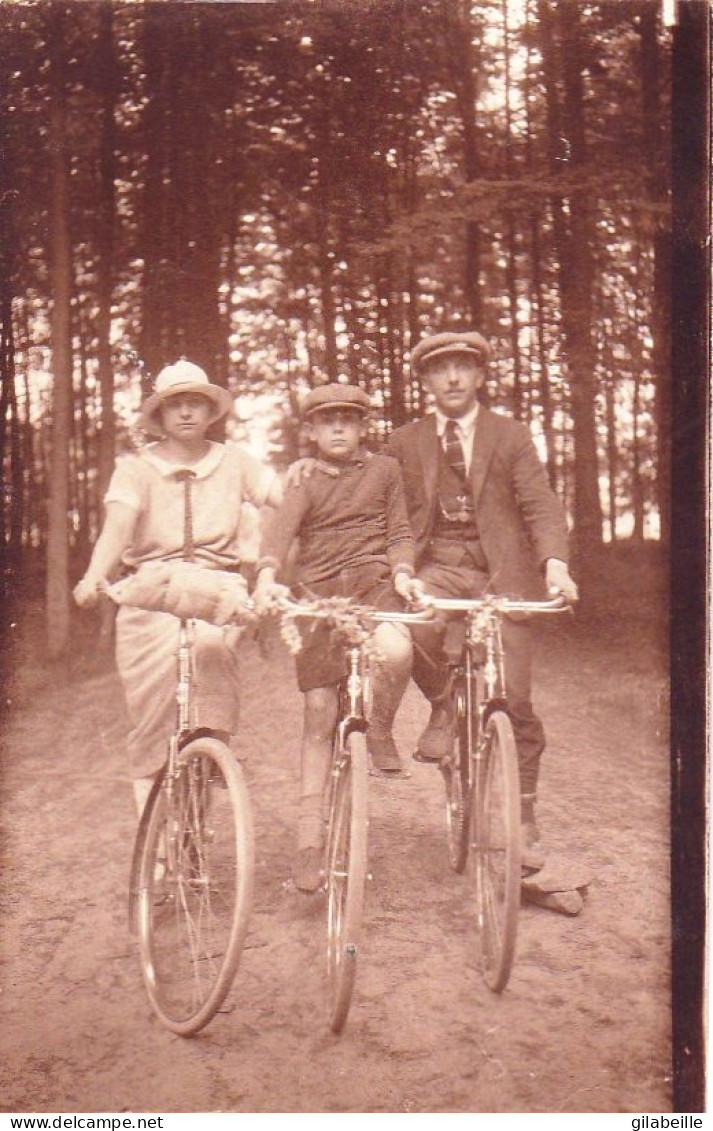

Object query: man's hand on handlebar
[545,559,578,603]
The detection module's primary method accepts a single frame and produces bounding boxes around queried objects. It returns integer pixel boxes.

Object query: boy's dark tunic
[259,451,415,691]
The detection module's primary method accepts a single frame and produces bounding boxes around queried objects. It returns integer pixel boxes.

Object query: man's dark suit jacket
[386,408,570,600]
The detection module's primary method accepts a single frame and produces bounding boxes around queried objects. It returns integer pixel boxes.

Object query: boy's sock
[295,794,325,893]
[297,793,324,851]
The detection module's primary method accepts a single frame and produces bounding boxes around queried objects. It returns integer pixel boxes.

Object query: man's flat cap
[301,382,371,418]
[411,331,491,374]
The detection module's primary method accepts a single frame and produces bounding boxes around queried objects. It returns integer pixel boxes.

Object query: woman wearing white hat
[74,359,283,815]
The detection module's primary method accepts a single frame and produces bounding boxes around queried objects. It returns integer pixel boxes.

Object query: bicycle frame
[163,619,195,823]
[455,607,507,775]
[327,646,367,821]
[425,593,569,988]
[433,593,568,711]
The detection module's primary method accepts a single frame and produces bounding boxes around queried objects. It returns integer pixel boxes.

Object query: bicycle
[278,596,432,1033]
[106,574,256,1037]
[421,593,569,993]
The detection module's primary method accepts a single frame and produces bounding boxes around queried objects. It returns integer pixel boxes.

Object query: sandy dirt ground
[1,599,671,1114]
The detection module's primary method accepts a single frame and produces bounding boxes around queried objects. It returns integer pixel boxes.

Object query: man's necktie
[175,469,196,561]
[444,418,467,480]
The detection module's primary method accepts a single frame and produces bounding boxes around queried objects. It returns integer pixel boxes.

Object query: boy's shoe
[367,729,406,777]
[413,695,456,763]
[294,845,323,893]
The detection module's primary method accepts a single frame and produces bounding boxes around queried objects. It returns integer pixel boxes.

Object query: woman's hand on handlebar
[73,576,108,608]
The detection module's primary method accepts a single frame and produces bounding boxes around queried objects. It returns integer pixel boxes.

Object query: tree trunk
[75,311,91,557]
[603,358,617,543]
[530,219,557,489]
[383,261,407,428]
[316,187,339,382]
[0,298,10,551]
[139,3,170,385]
[336,230,363,388]
[19,319,37,551]
[502,0,523,419]
[539,0,604,576]
[638,5,671,546]
[630,361,644,541]
[406,256,423,420]
[7,350,23,556]
[96,2,117,504]
[524,4,556,486]
[444,0,483,326]
[46,1,73,660]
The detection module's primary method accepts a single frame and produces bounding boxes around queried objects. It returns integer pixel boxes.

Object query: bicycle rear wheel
[136,736,254,1035]
[326,730,369,1033]
[441,677,472,873]
[472,710,521,992]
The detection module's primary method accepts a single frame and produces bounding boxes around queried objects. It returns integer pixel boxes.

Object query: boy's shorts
[292,563,403,692]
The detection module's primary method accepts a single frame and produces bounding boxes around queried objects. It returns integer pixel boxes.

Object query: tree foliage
[0,0,671,652]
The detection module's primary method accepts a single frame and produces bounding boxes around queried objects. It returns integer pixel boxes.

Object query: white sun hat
[138,359,234,437]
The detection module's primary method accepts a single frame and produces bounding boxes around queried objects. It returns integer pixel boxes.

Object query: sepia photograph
[0,0,706,1117]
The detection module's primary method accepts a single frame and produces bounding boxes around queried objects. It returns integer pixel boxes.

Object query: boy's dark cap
[301,383,371,418]
[411,331,491,375]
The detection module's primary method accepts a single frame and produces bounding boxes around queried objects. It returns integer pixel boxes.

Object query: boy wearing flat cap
[387,330,578,870]
[254,383,423,891]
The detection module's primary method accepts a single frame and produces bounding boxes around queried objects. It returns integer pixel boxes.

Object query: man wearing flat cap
[387,330,578,868]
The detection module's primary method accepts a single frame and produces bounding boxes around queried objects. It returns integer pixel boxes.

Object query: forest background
[0,0,677,656]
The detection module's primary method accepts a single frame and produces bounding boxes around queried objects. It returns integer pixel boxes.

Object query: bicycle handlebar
[420,593,571,615]
[275,596,435,626]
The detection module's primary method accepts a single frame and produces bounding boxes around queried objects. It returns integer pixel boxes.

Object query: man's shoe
[414,696,455,763]
[294,845,323,893]
[367,729,406,777]
[521,819,546,873]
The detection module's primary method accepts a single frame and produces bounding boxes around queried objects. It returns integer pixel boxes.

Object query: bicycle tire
[441,677,472,873]
[472,710,521,993]
[128,768,165,935]
[326,729,369,1034]
[135,736,254,1036]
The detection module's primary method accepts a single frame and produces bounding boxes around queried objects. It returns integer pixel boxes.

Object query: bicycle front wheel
[472,710,521,993]
[326,730,369,1034]
[441,677,472,873]
[136,736,254,1036]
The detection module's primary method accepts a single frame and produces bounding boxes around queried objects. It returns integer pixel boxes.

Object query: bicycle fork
[163,621,208,884]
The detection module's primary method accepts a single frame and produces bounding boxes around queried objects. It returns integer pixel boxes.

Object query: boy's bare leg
[297,685,339,891]
[367,622,412,775]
